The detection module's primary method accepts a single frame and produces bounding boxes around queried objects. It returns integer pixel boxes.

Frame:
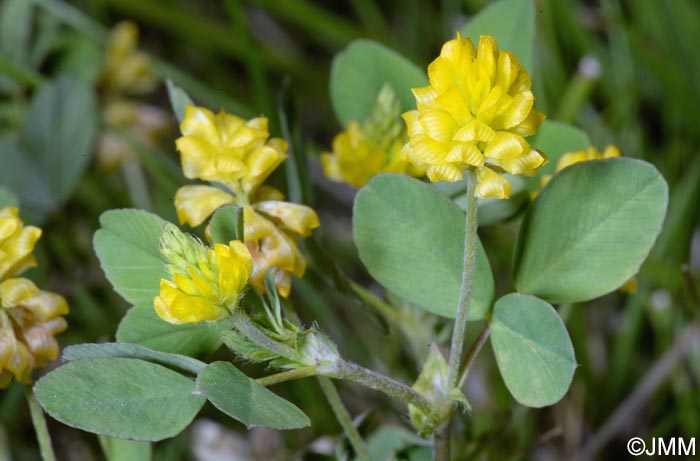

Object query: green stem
[318,377,369,461]
[457,321,491,389]
[0,55,45,88]
[256,366,317,386]
[331,360,431,414]
[446,170,478,389]
[437,171,478,461]
[25,387,56,461]
[433,423,450,461]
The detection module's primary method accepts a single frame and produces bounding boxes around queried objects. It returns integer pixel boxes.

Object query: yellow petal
[475,167,511,199]
[603,145,621,158]
[175,185,236,227]
[0,278,39,309]
[452,119,496,143]
[180,105,219,141]
[426,164,464,182]
[175,135,217,180]
[510,108,546,137]
[419,109,457,144]
[445,143,484,166]
[241,141,287,194]
[253,201,320,237]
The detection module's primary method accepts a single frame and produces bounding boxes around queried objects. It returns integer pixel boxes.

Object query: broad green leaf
[529,120,591,177]
[99,436,151,461]
[209,204,243,244]
[116,303,225,357]
[330,40,427,126]
[0,185,17,208]
[0,0,33,65]
[197,361,310,430]
[35,358,205,441]
[93,209,168,306]
[514,158,668,303]
[166,79,194,123]
[354,174,494,319]
[11,75,98,222]
[63,342,206,375]
[460,0,535,74]
[490,293,576,407]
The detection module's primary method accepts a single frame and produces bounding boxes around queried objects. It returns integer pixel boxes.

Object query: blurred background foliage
[0,0,698,460]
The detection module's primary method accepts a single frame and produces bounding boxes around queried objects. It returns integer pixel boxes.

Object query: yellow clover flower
[0,207,68,388]
[0,279,68,387]
[155,224,253,324]
[322,85,425,188]
[401,34,546,199]
[173,105,319,297]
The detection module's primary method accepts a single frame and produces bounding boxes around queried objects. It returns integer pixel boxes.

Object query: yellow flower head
[155,224,253,324]
[540,145,621,188]
[176,105,287,198]
[0,207,68,387]
[322,85,425,188]
[172,105,319,297]
[402,34,546,199]
[100,21,157,95]
[0,278,68,387]
[0,207,41,281]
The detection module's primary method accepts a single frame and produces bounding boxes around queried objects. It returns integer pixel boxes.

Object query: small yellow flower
[322,85,425,188]
[100,21,157,96]
[173,105,319,297]
[540,145,621,188]
[402,34,546,199]
[0,207,68,388]
[176,105,287,198]
[0,278,68,387]
[243,206,308,298]
[155,224,253,324]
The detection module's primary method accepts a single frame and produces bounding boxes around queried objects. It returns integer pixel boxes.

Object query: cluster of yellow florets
[0,208,68,387]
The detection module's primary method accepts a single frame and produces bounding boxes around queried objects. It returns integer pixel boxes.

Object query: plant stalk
[331,360,432,414]
[318,377,369,461]
[446,170,478,389]
[437,171,478,461]
[433,423,451,461]
[256,366,317,386]
[25,387,56,461]
[458,321,491,389]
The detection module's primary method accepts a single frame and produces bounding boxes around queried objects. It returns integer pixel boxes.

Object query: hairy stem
[446,170,478,389]
[433,423,451,461]
[25,387,56,461]
[438,172,478,461]
[330,360,432,413]
[318,377,369,461]
[256,366,317,386]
